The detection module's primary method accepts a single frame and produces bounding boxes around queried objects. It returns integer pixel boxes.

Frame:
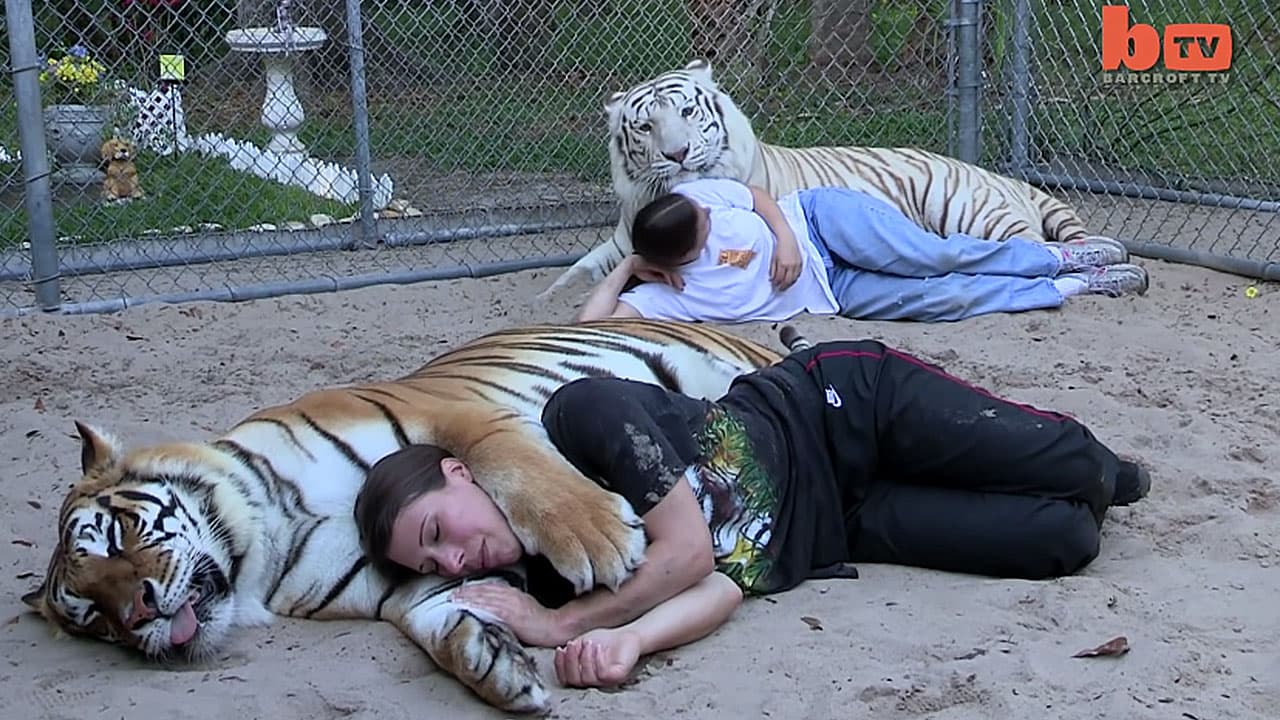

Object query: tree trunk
[686,0,770,111]
[688,0,761,69]
[468,0,557,73]
[808,0,875,79]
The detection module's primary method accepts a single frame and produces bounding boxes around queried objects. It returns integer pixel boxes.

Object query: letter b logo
[1101,5,1159,71]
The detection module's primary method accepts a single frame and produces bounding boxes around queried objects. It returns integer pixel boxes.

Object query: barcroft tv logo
[1100,5,1232,84]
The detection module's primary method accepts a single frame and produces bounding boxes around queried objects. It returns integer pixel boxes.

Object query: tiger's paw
[538,264,589,298]
[434,607,550,714]
[511,488,647,595]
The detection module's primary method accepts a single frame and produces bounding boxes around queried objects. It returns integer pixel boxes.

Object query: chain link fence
[982,0,1280,274]
[2,0,1277,315]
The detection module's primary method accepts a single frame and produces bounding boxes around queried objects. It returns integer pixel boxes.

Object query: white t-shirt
[618,178,840,323]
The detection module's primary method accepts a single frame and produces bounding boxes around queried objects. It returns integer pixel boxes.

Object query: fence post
[6,0,62,311]
[1008,0,1032,171]
[952,0,982,165]
[344,0,378,249]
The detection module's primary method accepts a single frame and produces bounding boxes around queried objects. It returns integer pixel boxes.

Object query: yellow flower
[1244,286,1259,299]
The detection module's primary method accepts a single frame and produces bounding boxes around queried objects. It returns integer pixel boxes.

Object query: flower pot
[43,103,111,184]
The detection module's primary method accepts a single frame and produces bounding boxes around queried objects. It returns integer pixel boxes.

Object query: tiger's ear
[22,582,47,613]
[603,90,626,114]
[684,58,714,84]
[74,421,119,475]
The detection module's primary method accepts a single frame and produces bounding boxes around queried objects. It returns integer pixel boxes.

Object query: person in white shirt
[574,177,1149,324]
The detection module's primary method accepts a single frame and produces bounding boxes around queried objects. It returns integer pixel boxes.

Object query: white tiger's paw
[233,599,275,627]
[538,265,587,298]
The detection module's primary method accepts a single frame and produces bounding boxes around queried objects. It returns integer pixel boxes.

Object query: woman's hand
[769,234,803,290]
[627,255,685,291]
[450,582,569,648]
[554,628,643,688]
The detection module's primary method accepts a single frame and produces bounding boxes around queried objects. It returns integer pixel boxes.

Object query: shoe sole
[1113,460,1152,505]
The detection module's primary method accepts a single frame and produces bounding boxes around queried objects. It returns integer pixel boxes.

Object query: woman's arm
[747,184,803,290]
[549,474,716,640]
[554,571,745,688]
[451,473,716,647]
[575,255,644,322]
[747,184,794,244]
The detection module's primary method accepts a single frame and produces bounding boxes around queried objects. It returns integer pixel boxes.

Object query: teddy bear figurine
[100,137,145,202]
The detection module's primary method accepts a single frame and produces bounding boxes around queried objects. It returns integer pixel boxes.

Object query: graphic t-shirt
[618,178,840,323]
[539,370,854,595]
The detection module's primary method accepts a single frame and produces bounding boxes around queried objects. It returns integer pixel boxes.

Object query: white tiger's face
[606,71,729,186]
[25,431,239,662]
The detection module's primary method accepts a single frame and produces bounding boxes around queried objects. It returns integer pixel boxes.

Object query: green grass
[282,0,955,178]
[981,0,1280,187]
[3,0,1276,252]
[0,151,355,248]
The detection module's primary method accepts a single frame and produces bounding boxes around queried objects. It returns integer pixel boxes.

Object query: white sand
[1,258,1276,719]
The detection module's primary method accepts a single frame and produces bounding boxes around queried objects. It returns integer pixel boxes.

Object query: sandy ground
[1,258,1277,720]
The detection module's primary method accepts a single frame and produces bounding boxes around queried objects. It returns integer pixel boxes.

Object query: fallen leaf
[1072,635,1130,658]
[125,334,145,341]
[15,571,35,579]
[800,615,824,631]
[33,397,45,412]
[11,539,34,547]
[25,430,40,439]
[218,674,247,683]
[954,647,987,660]
[26,500,41,509]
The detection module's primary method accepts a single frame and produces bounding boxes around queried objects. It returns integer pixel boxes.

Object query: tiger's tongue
[170,600,199,645]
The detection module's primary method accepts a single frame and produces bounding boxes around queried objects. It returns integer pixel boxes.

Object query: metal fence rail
[984,0,1280,280]
[2,0,1277,315]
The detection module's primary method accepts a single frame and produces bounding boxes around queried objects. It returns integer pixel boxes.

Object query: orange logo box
[1101,5,1232,72]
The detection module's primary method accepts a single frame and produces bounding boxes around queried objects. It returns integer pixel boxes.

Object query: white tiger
[541,58,1090,296]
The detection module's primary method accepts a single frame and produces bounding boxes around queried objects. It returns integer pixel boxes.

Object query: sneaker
[1058,236,1129,272]
[1061,263,1149,297]
[1112,460,1152,506]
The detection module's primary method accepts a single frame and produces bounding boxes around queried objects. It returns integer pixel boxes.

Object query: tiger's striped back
[24,319,790,715]
[753,144,1087,245]
[397,319,782,409]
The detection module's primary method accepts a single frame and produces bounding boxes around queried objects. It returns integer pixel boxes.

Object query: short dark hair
[354,444,454,583]
[632,192,699,266]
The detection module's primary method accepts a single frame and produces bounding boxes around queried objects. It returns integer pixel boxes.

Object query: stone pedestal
[225,26,327,161]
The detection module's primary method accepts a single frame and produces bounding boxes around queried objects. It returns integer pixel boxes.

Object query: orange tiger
[23,319,795,713]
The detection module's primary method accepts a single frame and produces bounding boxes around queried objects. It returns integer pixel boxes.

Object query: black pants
[796,340,1120,580]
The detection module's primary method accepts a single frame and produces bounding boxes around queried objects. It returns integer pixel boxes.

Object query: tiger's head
[23,422,252,662]
[604,58,758,198]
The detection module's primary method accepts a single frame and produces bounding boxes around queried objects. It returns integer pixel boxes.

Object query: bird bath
[225,26,326,158]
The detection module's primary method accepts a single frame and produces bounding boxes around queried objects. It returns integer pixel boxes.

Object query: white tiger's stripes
[541,58,1090,296]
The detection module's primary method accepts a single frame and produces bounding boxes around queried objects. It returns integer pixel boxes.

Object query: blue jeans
[797,187,1065,322]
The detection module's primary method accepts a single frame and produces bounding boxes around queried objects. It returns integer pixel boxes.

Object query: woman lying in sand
[575,178,1149,325]
[353,337,1152,689]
